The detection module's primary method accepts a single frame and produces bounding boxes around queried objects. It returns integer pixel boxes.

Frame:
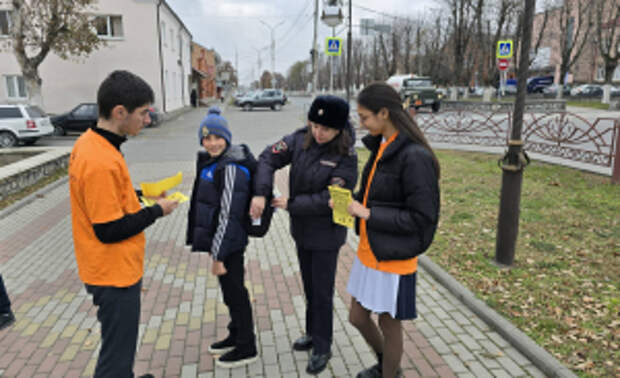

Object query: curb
[0,175,69,220]
[418,255,578,378]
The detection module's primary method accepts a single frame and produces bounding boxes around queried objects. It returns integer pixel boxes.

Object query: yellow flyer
[140,171,183,197]
[328,185,354,228]
[139,172,188,205]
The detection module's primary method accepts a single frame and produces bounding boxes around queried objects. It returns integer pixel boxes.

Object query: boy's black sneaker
[0,311,15,331]
[215,347,258,368]
[208,336,235,354]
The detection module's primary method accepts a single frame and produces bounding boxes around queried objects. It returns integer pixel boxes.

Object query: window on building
[596,65,605,81]
[161,21,166,45]
[5,75,27,99]
[614,66,620,81]
[170,28,174,51]
[95,15,123,38]
[0,10,10,36]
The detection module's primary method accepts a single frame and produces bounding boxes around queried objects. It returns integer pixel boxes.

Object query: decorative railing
[413,110,619,168]
[352,110,619,178]
[441,100,566,113]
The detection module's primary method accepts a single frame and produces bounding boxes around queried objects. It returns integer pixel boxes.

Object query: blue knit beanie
[198,106,231,145]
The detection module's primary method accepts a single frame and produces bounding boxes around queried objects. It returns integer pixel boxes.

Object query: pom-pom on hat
[198,106,231,145]
[307,95,349,130]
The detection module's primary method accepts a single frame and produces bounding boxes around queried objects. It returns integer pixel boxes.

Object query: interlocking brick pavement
[0,105,549,377]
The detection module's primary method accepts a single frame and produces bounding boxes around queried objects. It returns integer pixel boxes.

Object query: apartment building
[531,1,620,84]
[0,0,192,114]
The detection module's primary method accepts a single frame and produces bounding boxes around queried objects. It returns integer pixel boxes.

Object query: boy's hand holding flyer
[328,185,354,228]
[140,171,189,206]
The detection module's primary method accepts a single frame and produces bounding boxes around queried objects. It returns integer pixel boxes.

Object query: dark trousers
[296,246,339,354]
[85,279,141,378]
[218,251,256,350]
[0,274,11,314]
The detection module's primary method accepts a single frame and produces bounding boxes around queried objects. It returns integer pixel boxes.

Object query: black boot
[292,334,313,351]
[306,351,331,375]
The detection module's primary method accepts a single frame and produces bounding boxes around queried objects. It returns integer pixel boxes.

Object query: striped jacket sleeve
[212,164,237,260]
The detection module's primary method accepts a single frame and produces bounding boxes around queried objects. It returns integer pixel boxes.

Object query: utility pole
[495,0,535,266]
[346,0,352,102]
[329,27,335,91]
[253,47,262,78]
[235,47,238,88]
[312,0,319,97]
[259,19,285,77]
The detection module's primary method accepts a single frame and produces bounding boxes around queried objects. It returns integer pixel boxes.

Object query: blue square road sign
[325,37,342,56]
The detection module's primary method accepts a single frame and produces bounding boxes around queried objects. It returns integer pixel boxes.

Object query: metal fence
[352,109,620,181]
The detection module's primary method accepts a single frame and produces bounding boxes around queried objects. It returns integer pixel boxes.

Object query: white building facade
[0,0,191,114]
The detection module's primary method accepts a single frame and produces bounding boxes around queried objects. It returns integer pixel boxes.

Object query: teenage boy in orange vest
[69,70,178,378]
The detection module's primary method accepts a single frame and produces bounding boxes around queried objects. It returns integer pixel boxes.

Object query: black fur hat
[307,95,349,130]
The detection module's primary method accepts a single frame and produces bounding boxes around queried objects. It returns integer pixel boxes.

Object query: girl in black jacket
[345,83,440,378]
[250,95,358,375]
[186,107,258,368]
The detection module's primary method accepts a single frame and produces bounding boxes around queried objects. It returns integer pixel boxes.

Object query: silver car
[0,104,54,147]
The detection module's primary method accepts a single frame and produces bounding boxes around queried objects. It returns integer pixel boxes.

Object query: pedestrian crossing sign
[325,37,342,56]
[496,39,513,59]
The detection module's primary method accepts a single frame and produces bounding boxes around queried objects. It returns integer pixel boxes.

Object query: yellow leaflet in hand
[328,185,354,228]
[140,191,188,206]
[140,171,183,197]
[166,191,189,203]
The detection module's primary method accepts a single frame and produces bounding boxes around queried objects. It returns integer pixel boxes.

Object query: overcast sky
[166,0,438,86]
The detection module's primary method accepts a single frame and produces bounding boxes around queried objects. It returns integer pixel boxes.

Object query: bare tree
[260,71,273,89]
[554,0,594,86]
[400,22,414,73]
[372,37,382,81]
[7,0,103,107]
[594,0,620,102]
[286,61,309,91]
[444,0,477,85]
[351,39,364,88]
[423,14,451,85]
[475,0,520,86]
[378,30,398,77]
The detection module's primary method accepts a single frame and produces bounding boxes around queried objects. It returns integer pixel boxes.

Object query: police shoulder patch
[271,140,288,154]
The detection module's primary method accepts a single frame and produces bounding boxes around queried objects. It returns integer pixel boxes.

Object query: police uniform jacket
[255,127,358,251]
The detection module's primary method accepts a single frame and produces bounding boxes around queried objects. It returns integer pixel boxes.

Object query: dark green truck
[400,77,442,112]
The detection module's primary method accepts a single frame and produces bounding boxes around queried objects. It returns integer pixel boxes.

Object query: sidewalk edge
[0,176,68,219]
[418,255,578,378]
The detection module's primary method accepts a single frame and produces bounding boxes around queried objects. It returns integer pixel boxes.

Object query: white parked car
[0,104,54,148]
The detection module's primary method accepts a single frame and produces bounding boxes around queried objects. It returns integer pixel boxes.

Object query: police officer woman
[250,95,357,375]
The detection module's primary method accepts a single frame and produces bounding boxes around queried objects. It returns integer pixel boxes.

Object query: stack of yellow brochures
[139,171,189,206]
[328,185,354,228]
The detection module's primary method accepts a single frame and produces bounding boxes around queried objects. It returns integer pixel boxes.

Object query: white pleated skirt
[347,256,417,320]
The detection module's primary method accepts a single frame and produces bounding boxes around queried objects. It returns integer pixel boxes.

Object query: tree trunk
[603,84,612,104]
[23,67,44,108]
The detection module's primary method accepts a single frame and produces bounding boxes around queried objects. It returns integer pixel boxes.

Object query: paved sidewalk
[1,161,548,377]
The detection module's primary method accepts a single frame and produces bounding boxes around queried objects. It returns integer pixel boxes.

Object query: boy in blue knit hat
[186,106,259,367]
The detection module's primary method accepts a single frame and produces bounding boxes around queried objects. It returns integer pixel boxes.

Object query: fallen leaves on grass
[366,149,620,378]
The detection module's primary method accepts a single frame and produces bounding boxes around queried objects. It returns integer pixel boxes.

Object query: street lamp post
[259,19,285,87]
[321,1,344,93]
[346,0,352,102]
[312,0,319,97]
